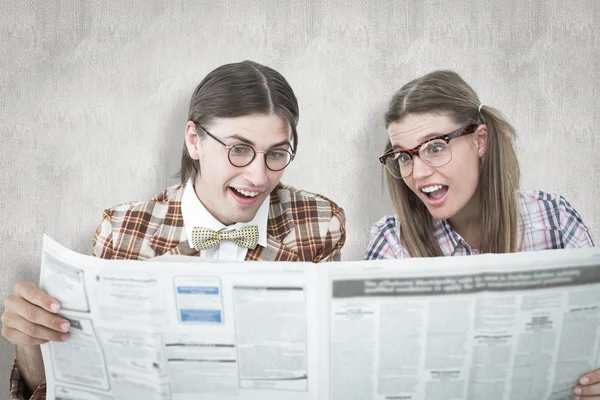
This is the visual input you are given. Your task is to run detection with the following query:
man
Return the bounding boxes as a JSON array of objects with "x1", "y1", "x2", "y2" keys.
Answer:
[{"x1": 2, "y1": 60, "x2": 346, "y2": 399}]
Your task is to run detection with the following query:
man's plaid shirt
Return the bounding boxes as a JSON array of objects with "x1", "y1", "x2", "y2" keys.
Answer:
[{"x1": 11, "y1": 182, "x2": 346, "y2": 399}]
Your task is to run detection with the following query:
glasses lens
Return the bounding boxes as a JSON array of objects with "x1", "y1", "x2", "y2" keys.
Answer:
[
  {"x1": 385, "y1": 153, "x2": 412, "y2": 178},
  {"x1": 265, "y1": 150, "x2": 292, "y2": 171},
  {"x1": 420, "y1": 140, "x2": 451, "y2": 167},
  {"x1": 228, "y1": 145, "x2": 255, "y2": 167}
]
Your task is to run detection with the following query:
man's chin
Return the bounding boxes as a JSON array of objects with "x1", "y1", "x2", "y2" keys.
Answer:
[
  {"x1": 222, "y1": 192, "x2": 266, "y2": 224},
  {"x1": 224, "y1": 209, "x2": 259, "y2": 225}
]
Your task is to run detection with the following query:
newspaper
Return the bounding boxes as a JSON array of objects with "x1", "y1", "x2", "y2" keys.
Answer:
[{"x1": 39, "y1": 235, "x2": 600, "y2": 400}]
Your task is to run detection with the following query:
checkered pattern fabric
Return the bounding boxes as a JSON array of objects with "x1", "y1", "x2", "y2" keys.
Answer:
[
  {"x1": 365, "y1": 190, "x2": 594, "y2": 260},
  {"x1": 11, "y1": 182, "x2": 345, "y2": 399}
]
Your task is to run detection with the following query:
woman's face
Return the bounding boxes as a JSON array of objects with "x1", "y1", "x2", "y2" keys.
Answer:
[{"x1": 387, "y1": 113, "x2": 488, "y2": 222}]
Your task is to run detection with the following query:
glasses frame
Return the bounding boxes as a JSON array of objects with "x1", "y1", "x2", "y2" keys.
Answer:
[
  {"x1": 379, "y1": 124, "x2": 479, "y2": 178},
  {"x1": 196, "y1": 124, "x2": 295, "y2": 172}
]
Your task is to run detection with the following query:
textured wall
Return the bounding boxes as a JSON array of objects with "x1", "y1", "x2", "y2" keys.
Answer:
[{"x1": 1, "y1": 0, "x2": 599, "y2": 393}]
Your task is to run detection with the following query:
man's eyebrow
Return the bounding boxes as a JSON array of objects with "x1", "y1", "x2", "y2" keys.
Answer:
[
  {"x1": 269, "y1": 139, "x2": 292, "y2": 149},
  {"x1": 392, "y1": 132, "x2": 443, "y2": 151},
  {"x1": 225, "y1": 134, "x2": 255, "y2": 146},
  {"x1": 225, "y1": 134, "x2": 291, "y2": 149}
]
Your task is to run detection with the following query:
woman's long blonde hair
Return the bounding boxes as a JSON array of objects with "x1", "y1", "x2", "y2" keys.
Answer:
[{"x1": 384, "y1": 70, "x2": 520, "y2": 257}]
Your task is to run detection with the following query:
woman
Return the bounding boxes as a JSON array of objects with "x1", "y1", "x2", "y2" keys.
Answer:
[{"x1": 365, "y1": 70, "x2": 597, "y2": 398}]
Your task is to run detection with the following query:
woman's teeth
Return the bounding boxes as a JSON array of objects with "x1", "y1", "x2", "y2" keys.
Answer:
[{"x1": 421, "y1": 184, "x2": 444, "y2": 194}]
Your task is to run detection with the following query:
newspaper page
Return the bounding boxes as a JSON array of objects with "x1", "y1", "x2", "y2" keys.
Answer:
[
  {"x1": 40, "y1": 236, "x2": 600, "y2": 400},
  {"x1": 39, "y1": 236, "x2": 320, "y2": 400},
  {"x1": 320, "y1": 248, "x2": 600, "y2": 400}
]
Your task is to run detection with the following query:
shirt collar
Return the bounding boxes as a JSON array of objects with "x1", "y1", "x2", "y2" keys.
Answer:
[
  {"x1": 433, "y1": 218, "x2": 474, "y2": 256},
  {"x1": 181, "y1": 178, "x2": 270, "y2": 249}
]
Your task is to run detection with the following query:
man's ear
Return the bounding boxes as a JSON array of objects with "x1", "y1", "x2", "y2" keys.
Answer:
[
  {"x1": 185, "y1": 121, "x2": 200, "y2": 160},
  {"x1": 475, "y1": 124, "x2": 488, "y2": 158}
]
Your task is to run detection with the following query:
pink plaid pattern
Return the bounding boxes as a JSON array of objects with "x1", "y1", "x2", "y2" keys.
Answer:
[{"x1": 365, "y1": 190, "x2": 594, "y2": 259}]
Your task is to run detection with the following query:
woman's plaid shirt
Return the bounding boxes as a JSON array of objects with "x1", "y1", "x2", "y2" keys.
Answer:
[{"x1": 365, "y1": 190, "x2": 594, "y2": 260}]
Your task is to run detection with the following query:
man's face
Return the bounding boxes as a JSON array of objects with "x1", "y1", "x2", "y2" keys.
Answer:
[{"x1": 185, "y1": 113, "x2": 292, "y2": 226}]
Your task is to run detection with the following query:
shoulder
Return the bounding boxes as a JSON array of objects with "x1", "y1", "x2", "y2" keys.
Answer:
[
  {"x1": 272, "y1": 182, "x2": 345, "y2": 223},
  {"x1": 97, "y1": 184, "x2": 185, "y2": 249},
  {"x1": 518, "y1": 189, "x2": 578, "y2": 228},
  {"x1": 518, "y1": 189, "x2": 561, "y2": 206},
  {"x1": 518, "y1": 189, "x2": 593, "y2": 248},
  {"x1": 103, "y1": 184, "x2": 184, "y2": 223},
  {"x1": 93, "y1": 184, "x2": 186, "y2": 259},
  {"x1": 269, "y1": 183, "x2": 346, "y2": 262}
]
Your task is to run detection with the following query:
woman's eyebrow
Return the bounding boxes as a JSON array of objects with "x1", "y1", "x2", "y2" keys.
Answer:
[
  {"x1": 417, "y1": 132, "x2": 443, "y2": 142},
  {"x1": 392, "y1": 132, "x2": 442, "y2": 151}
]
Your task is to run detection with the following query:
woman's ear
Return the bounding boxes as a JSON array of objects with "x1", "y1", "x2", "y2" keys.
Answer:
[
  {"x1": 185, "y1": 121, "x2": 200, "y2": 160},
  {"x1": 476, "y1": 124, "x2": 488, "y2": 158}
]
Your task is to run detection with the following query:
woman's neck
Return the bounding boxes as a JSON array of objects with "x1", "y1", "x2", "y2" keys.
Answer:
[{"x1": 448, "y1": 195, "x2": 483, "y2": 250}]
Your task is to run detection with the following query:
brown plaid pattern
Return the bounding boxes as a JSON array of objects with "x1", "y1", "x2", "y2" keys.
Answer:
[{"x1": 10, "y1": 182, "x2": 345, "y2": 399}]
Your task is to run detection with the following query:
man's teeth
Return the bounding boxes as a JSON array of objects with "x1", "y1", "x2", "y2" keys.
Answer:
[
  {"x1": 421, "y1": 185, "x2": 444, "y2": 193},
  {"x1": 233, "y1": 188, "x2": 259, "y2": 197}
]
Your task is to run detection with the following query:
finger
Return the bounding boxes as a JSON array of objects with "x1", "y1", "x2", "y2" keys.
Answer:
[
  {"x1": 574, "y1": 383, "x2": 600, "y2": 398},
  {"x1": 4, "y1": 296, "x2": 69, "y2": 332},
  {"x1": 580, "y1": 369, "x2": 600, "y2": 386},
  {"x1": 1, "y1": 326, "x2": 49, "y2": 346},
  {"x1": 2, "y1": 313, "x2": 69, "y2": 343},
  {"x1": 13, "y1": 280, "x2": 60, "y2": 313}
]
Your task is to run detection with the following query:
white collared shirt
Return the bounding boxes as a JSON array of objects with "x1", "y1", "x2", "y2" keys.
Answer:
[{"x1": 181, "y1": 179, "x2": 269, "y2": 260}]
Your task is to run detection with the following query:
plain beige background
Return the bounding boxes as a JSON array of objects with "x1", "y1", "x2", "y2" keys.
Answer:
[{"x1": 1, "y1": 0, "x2": 599, "y2": 393}]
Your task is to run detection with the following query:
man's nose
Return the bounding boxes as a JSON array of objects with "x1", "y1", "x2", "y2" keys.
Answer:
[{"x1": 242, "y1": 153, "x2": 269, "y2": 187}]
